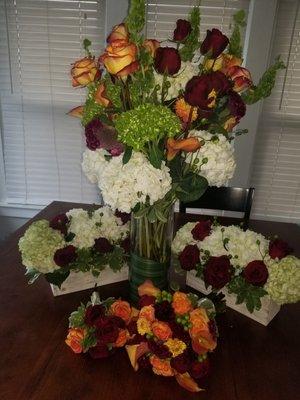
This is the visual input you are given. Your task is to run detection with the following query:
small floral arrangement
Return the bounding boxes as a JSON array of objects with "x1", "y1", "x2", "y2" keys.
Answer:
[
  {"x1": 18, "y1": 207, "x2": 130, "y2": 287},
  {"x1": 172, "y1": 220, "x2": 300, "y2": 312},
  {"x1": 66, "y1": 292, "x2": 133, "y2": 358},
  {"x1": 125, "y1": 280, "x2": 218, "y2": 393}
]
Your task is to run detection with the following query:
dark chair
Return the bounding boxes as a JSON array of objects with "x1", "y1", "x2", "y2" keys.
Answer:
[{"x1": 179, "y1": 187, "x2": 255, "y2": 229}]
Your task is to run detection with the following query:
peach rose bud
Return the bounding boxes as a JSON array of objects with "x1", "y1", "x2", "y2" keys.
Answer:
[
  {"x1": 143, "y1": 39, "x2": 160, "y2": 57},
  {"x1": 126, "y1": 342, "x2": 149, "y2": 371},
  {"x1": 71, "y1": 57, "x2": 100, "y2": 87},
  {"x1": 138, "y1": 279, "x2": 161, "y2": 298},
  {"x1": 67, "y1": 105, "x2": 84, "y2": 118},
  {"x1": 65, "y1": 328, "x2": 85, "y2": 354},
  {"x1": 227, "y1": 66, "x2": 252, "y2": 92},
  {"x1": 175, "y1": 372, "x2": 203, "y2": 392},
  {"x1": 107, "y1": 23, "x2": 129, "y2": 43}
]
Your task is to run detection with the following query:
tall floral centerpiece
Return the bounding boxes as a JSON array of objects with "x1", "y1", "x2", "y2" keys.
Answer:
[{"x1": 69, "y1": 0, "x2": 283, "y2": 301}]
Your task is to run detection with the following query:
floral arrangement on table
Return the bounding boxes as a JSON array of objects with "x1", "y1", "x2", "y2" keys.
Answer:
[
  {"x1": 172, "y1": 219, "x2": 300, "y2": 312},
  {"x1": 18, "y1": 207, "x2": 130, "y2": 287},
  {"x1": 65, "y1": 279, "x2": 218, "y2": 393},
  {"x1": 68, "y1": 0, "x2": 284, "y2": 298}
]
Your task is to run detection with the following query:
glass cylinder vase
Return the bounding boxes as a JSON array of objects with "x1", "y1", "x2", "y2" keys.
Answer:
[{"x1": 129, "y1": 204, "x2": 174, "y2": 303}]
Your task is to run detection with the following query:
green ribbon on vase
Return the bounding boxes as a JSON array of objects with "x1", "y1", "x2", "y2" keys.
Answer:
[{"x1": 129, "y1": 252, "x2": 169, "y2": 303}]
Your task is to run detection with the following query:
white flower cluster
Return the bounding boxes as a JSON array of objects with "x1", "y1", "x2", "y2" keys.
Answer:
[
  {"x1": 66, "y1": 207, "x2": 129, "y2": 249},
  {"x1": 186, "y1": 130, "x2": 236, "y2": 187},
  {"x1": 154, "y1": 61, "x2": 198, "y2": 100},
  {"x1": 82, "y1": 149, "x2": 172, "y2": 213}
]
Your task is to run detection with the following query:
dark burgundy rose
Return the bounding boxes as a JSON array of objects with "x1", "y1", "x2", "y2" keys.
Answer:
[
  {"x1": 227, "y1": 90, "x2": 246, "y2": 119},
  {"x1": 269, "y1": 239, "x2": 293, "y2": 260},
  {"x1": 185, "y1": 72, "x2": 231, "y2": 109},
  {"x1": 148, "y1": 340, "x2": 171, "y2": 359},
  {"x1": 115, "y1": 210, "x2": 131, "y2": 224},
  {"x1": 201, "y1": 28, "x2": 229, "y2": 58},
  {"x1": 178, "y1": 245, "x2": 200, "y2": 271},
  {"x1": 109, "y1": 315, "x2": 126, "y2": 329},
  {"x1": 243, "y1": 260, "x2": 269, "y2": 286},
  {"x1": 49, "y1": 213, "x2": 69, "y2": 235},
  {"x1": 84, "y1": 304, "x2": 106, "y2": 327},
  {"x1": 127, "y1": 320, "x2": 138, "y2": 336},
  {"x1": 85, "y1": 119, "x2": 124, "y2": 155},
  {"x1": 137, "y1": 354, "x2": 152, "y2": 370},
  {"x1": 53, "y1": 245, "x2": 77, "y2": 267},
  {"x1": 189, "y1": 359, "x2": 211, "y2": 380},
  {"x1": 173, "y1": 19, "x2": 192, "y2": 42},
  {"x1": 138, "y1": 295, "x2": 156, "y2": 308},
  {"x1": 95, "y1": 317, "x2": 119, "y2": 345},
  {"x1": 89, "y1": 343, "x2": 111, "y2": 359},
  {"x1": 154, "y1": 300, "x2": 175, "y2": 322},
  {"x1": 208, "y1": 320, "x2": 218, "y2": 342},
  {"x1": 120, "y1": 237, "x2": 130, "y2": 254},
  {"x1": 191, "y1": 220, "x2": 212, "y2": 241},
  {"x1": 170, "y1": 350, "x2": 193, "y2": 373},
  {"x1": 154, "y1": 47, "x2": 181, "y2": 76},
  {"x1": 127, "y1": 333, "x2": 147, "y2": 345},
  {"x1": 94, "y1": 237, "x2": 114, "y2": 254},
  {"x1": 167, "y1": 321, "x2": 190, "y2": 344},
  {"x1": 203, "y1": 256, "x2": 232, "y2": 289}
]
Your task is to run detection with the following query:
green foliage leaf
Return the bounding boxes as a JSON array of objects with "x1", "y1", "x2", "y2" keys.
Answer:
[
  {"x1": 228, "y1": 9, "x2": 246, "y2": 58},
  {"x1": 122, "y1": 146, "x2": 133, "y2": 164},
  {"x1": 180, "y1": 6, "x2": 201, "y2": 62},
  {"x1": 176, "y1": 172, "x2": 208, "y2": 202},
  {"x1": 82, "y1": 329, "x2": 97, "y2": 352},
  {"x1": 125, "y1": 0, "x2": 145, "y2": 39},
  {"x1": 83, "y1": 38, "x2": 92, "y2": 55},
  {"x1": 148, "y1": 142, "x2": 164, "y2": 169},
  {"x1": 65, "y1": 232, "x2": 75, "y2": 243},
  {"x1": 69, "y1": 303, "x2": 87, "y2": 328},
  {"x1": 44, "y1": 269, "x2": 70, "y2": 287},
  {"x1": 242, "y1": 56, "x2": 286, "y2": 105},
  {"x1": 25, "y1": 268, "x2": 41, "y2": 284},
  {"x1": 108, "y1": 247, "x2": 124, "y2": 272}
]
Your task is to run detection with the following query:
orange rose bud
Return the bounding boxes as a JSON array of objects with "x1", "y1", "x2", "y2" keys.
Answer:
[
  {"x1": 175, "y1": 372, "x2": 203, "y2": 392},
  {"x1": 166, "y1": 137, "x2": 202, "y2": 161},
  {"x1": 172, "y1": 292, "x2": 193, "y2": 315},
  {"x1": 227, "y1": 66, "x2": 252, "y2": 93},
  {"x1": 174, "y1": 98, "x2": 198, "y2": 123},
  {"x1": 94, "y1": 83, "x2": 111, "y2": 107},
  {"x1": 139, "y1": 305, "x2": 155, "y2": 322},
  {"x1": 152, "y1": 321, "x2": 172, "y2": 341},
  {"x1": 67, "y1": 105, "x2": 84, "y2": 118},
  {"x1": 143, "y1": 39, "x2": 160, "y2": 57},
  {"x1": 107, "y1": 23, "x2": 129, "y2": 43},
  {"x1": 191, "y1": 330, "x2": 217, "y2": 355},
  {"x1": 65, "y1": 328, "x2": 85, "y2": 354},
  {"x1": 110, "y1": 300, "x2": 132, "y2": 324},
  {"x1": 138, "y1": 279, "x2": 161, "y2": 298},
  {"x1": 221, "y1": 54, "x2": 242, "y2": 74},
  {"x1": 223, "y1": 116, "x2": 238, "y2": 132},
  {"x1": 71, "y1": 57, "x2": 100, "y2": 87},
  {"x1": 114, "y1": 329, "x2": 129, "y2": 348},
  {"x1": 126, "y1": 342, "x2": 149, "y2": 371},
  {"x1": 150, "y1": 356, "x2": 174, "y2": 377}
]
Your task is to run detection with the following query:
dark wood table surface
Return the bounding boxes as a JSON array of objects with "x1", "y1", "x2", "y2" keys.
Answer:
[{"x1": 1, "y1": 201, "x2": 299, "y2": 400}]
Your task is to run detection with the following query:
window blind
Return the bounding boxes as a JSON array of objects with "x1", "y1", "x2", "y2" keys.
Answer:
[
  {"x1": 250, "y1": 0, "x2": 300, "y2": 222},
  {"x1": 0, "y1": 0, "x2": 106, "y2": 206}
]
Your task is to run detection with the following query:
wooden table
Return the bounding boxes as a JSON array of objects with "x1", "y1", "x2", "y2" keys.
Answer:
[{"x1": 1, "y1": 201, "x2": 299, "y2": 400}]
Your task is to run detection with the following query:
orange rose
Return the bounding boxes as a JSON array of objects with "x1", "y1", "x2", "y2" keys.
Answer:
[
  {"x1": 150, "y1": 356, "x2": 174, "y2": 377},
  {"x1": 114, "y1": 329, "x2": 129, "y2": 348},
  {"x1": 139, "y1": 305, "x2": 155, "y2": 322},
  {"x1": 65, "y1": 328, "x2": 85, "y2": 354},
  {"x1": 71, "y1": 57, "x2": 100, "y2": 87},
  {"x1": 67, "y1": 105, "x2": 84, "y2": 118},
  {"x1": 189, "y1": 308, "x2": 210, "y2": 337},
  {"x1": 227, "y1": 66, "x2": 252, "y2": 93},
  {"x1": 107, "y1": 23, "x2": 129, "y2": 43},
  {"x1": 172, "y1": 292, "x2": 192, "y2": 315},
  {"x1": 192, "y1": 330, "x2": 217, "y2": 355},
  {"x1": 94, "y1": 83, "x2": 111, "y2": 107},
  {"x1": 99, "y1": 40, "x2": 139, "y2": 78},
  {"x1": 175, "y1": 372, "x2": 203, "y2": 392},
  {"x1": 110, "y1": 300, "x2": 131, "y2": 324},
  {"x1": 152, "y1": 321, "x2": 172, "y2": 341},
  {"x1": 143, "y1": 39, "x2": 160, "y2": 57},
  {"x1": 166, "y1": 136, "x2": 201, "y2": 161},
  {"x1": 138, "y1": 280, "x2": 161, "y2": 298}
]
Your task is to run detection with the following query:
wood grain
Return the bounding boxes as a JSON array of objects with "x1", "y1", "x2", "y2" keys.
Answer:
[{"x1": 0, "y1": 201, "x2": 299, "y2": 400}]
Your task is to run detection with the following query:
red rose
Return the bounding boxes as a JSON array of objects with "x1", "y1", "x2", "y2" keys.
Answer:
[
  {"x1": 178, "y1": 245, "x2": 200, "y2": 271},
  {"x1": 201, "y1": 28, "x2": 229, "y2": 58},
  {"x1": 115, "y1": 210, "x2": 131, "y2": 224},
  {"x1": 203, "y1": 256, "x2": 232, "y2": 289},
  {"x1": 89, "y1": 343, "x2": 111, "y2": 359},
  {"x1": 189, "y1": 359, "x2": 210, "y2": 380},
  {"x1": 137, "y1": 354, "x2": 152, "y2": 370},
  {"x1": 138, "y1": 295, "x2": 156, "y2": 308},
  {"x1": 269, "y1": 239, "x2": 293, "y2": 260},
  {"x1": 49, "y1": 213, "x2": 69, "y2": 235},
  {"x1": 173, "y1": 19, "x2": 192, "y2": 42},
  {"x1": 120, "y1": 237, "x2": 130, "y2": 254},
  {"x1": 170, "y1": 350, "x2": 193, "y2": 374},
  {"x1": 191, "y1": 220, "x2": 212, "y2": 241},
  {"x1": 148, "y1": 339, "x2": 171, "y2": 359},
  {"x1": 185, "y1": 72, "x2": 231, "y2": 109},
  {"x1": 154, "y1": 47, "x2": 181, "y2": 76},
  {"x1": 95, "y1": 316, "x2": 119, "y2": 345},
  {"x1": 243, "y1": 260, "x2": 268, "y2": 286},
  {"x1": 94, "y1": 237, "x2": 114, "y2": 254},
  {"x1": 53, "y1": 245, "x2": 77, "y2": 267},
  {"x1": 84, "y1": 304, "x2": 106, "y2": 327},
  {"x1": 227, "y1": 90, "x2": 246, "y2": 119}
]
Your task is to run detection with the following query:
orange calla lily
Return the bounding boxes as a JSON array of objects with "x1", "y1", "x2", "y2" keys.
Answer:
[
  {"x1": 94, "y1": 83, "x2": 111, "y2": 107},
  {"x1": 166, "y1": 137, "x2": 202, "y2": 161},
  {"x1": 175, "y1": 372, "x2": 203, "y2": 392},
  {"x1": 125, "y1": 342, "x2": 149, "y2": 371},
  {"x1": 67, "y1": 105, "x2": 84, "y2": 118}
]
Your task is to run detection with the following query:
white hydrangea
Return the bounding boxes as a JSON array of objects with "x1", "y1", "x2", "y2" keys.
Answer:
[
  {"x1": 172, "y1": 222, "x2": 198, "y2": 254},
  {"x1": 82, "y1": 149, "x2": 172, "y2": 213},
  {"x1": 67, "y1": 209, "x2": 100, "y2": 249},
  {"x1": 199, "y1": 225, "x2": 227, "y2": 257},
  {"x1": 154, "y1": 61, "x2": 198, "y2": 100},
  {"x1": 92, "y1": 207, "x2": 129, "y2": 243},
  {"x1": 186, "y1": 130, "x2": 236, "y2": 187}
]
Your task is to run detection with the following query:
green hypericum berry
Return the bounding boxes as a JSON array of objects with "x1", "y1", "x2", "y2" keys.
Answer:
[{"x1": 184, "y1": 326, "x2": 189, "y2": 331}]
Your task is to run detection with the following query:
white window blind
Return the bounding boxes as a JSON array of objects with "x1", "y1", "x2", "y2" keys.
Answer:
[
  {"x1": 0, "y1": 0, "x2": 106, "y2": 206},
  {"x1": 251, "y1": 0, "x2": 300, "y2": 222}
]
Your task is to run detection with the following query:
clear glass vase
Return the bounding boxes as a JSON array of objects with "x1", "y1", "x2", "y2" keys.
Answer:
[{"x1": 129, "y1": 204, "x2": 175, "y2": 302}]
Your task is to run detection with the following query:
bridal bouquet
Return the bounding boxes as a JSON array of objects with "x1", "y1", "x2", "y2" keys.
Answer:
[
  {"x1": 172, "y1": 220, "x2": 300, "y2": 312},
  {"x1": 19, "y1": 207, "x2": 130, "y2": 287}
]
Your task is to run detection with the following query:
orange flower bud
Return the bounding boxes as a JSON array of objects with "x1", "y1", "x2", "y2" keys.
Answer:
[
  {"x1": 166, "y1": 137, "x2": 202, "y2": 161},
  {"x1": 175, "y1": 372, "x2": 203, "y2": 392},
  {"x1": 67, "y1": 105, "x2": 84, "y2": 118},
  {"x1": 143, "y1": 39, "x2": 160, "y2": 57},
  {"x1": 150, "y1": 356, "x2": 174, "y2": 377},
  {"x1": 138, "y1": 279, "x2": 161, "y2": 298},
  {"x1": 227, "y1": 66, "x2": 252, "y2": 93},
  {"x1": 107, "y1": 23, "x2": 129, "y2": 43},
  {"x1": 172, "y1": 292, "x2": 193, "y2": 315},
  {"x1": 174, "y1": 98, "x2": 198, "y2": 123},
  {"x1": 71, "y1": 57, "x2": 100, "y2": 87},
  {"x1": 152, "y1": 321, "x2": 172, "y2": 341},
  {"x1": 110, "y1": 300, "x2": 132, "y2": 324},
  {"x1": 65, "y1": 328, "x2": 85, "y2": 354},
  {"x1": 94, "y1": 83, "x2": 111, "y2": 107}
]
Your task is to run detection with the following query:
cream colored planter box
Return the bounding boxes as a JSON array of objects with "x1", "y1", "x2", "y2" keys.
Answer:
[
  {"x1": 51, "y1": 266, "x2": 129, "y2": 296},
  {"x1": 186, "y1": 270, "x2": 280, "y2": 326}
]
